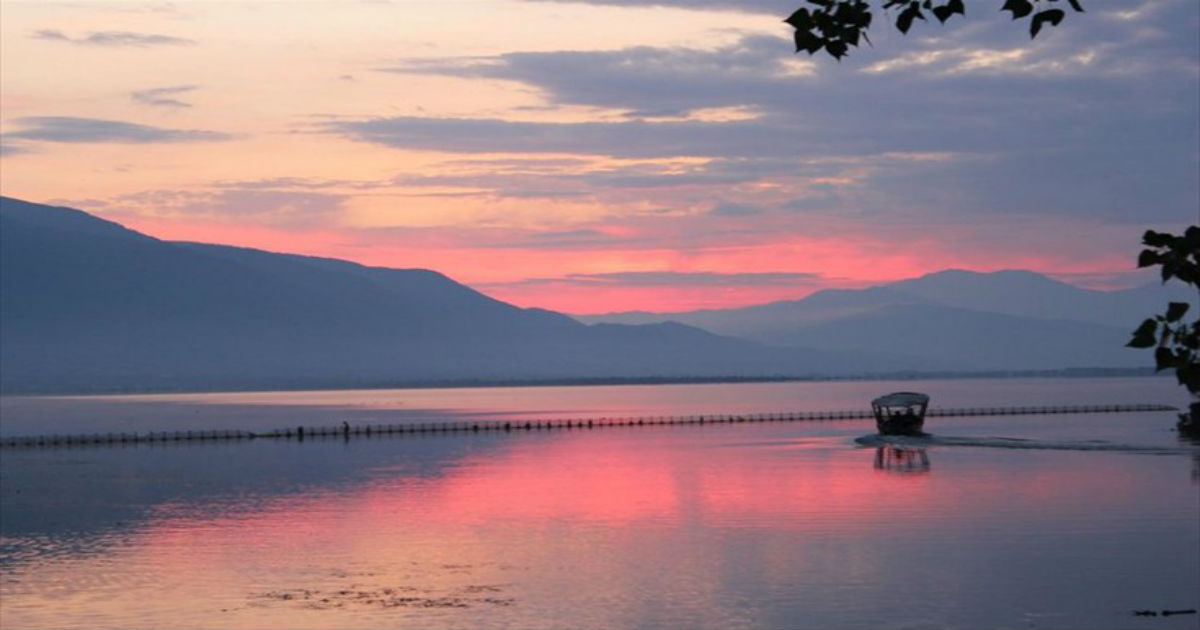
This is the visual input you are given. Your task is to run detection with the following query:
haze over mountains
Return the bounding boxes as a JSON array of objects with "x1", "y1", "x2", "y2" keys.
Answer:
[
  {"x1": 0, "y1": 196, "x2": 1177, "y2": 394},
  {"x1": 577, "y1": 270, "x2": 1192, "y2": 372},
  {"x1": 0, "y1": 197, "x2": 850, "y2": 393}
]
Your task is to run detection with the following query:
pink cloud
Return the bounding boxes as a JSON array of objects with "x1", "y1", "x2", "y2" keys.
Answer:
[{"x1": 102, "y1": 207, "x2": 1144, "y2": 315}]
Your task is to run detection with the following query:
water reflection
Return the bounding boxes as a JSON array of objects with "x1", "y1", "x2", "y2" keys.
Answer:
[
  {"x1": 3, "y1": 399, "x2": 1199, "y2": 629},
  {"x1": 5, "y1": 376, "x2": 1189, "y2": 438},
  {"x1": 873, "y1": 446, "x2": 931, "y2": 474},
  {"x1": 1181, "y1": 435, "x2": 1200, "y2": 482}
]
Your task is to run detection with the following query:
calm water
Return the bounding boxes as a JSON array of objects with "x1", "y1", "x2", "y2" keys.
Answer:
[{"x1": 2, "y1": 378, "x2": 1198, "y2": 629}]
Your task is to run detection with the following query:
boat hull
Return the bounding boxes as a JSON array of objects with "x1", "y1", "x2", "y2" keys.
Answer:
[{"x1": 875, "y1": 416, "x2": 925, "y2": 436}]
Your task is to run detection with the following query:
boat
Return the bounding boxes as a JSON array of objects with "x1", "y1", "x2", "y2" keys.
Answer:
[{"x1": 871, "y1": 391, "x2": 930, "y2": 436}]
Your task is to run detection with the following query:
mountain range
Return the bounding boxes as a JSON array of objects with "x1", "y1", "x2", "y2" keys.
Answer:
[
  {"x1": 577, "y1": 270, "x2": 1192, "y2": 371},
  {"x1": 1, "y1": 196, "x2": 1180, "y2": 393},
  {"x1": 0, "y1": 197, "x2": 851, "y2": 393}
]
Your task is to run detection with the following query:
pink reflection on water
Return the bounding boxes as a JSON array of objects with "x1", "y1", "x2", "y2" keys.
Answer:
[
  {"x1": 3, "y1": 419, "x2": 1197, "y2": 629},
  {"x1": 134, "y1": 428, "x2": 1161, "y2": 547}
]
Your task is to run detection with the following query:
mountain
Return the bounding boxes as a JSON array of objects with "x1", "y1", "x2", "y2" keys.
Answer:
[
  {"x1": 885, "y1": 269, "x2": 1190, "y2": 328},
  {"x1": 577, "y1": 270, "x2": 1191, "y2": 371},
  {"x1": 0, "y1": 197, "x2": 857, "y2": 393},
  {"x1": 580, "y1": 286, "x2": 931, "y2": 342},
  {"x1": 755, "y1": 303, "x2": 1135, "y2": 371},
  {"x1": 2, "y1": 197, "x2": 1174, "y2": 392}
]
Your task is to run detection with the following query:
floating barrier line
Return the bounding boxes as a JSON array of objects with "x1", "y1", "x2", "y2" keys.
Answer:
[{"x1": 0, "y1": 403, "x2": 1178, "y2": 449}]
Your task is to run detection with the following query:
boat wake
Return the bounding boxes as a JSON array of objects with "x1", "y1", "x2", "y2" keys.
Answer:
[{"x1": 854, "y1": 434, "x2": 1198, "y2": 455}]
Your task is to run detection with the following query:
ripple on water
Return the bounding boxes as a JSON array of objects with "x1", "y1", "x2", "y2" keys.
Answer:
[{"x1": 854, "y1": 433, "x2": 1199, "y2": 455}]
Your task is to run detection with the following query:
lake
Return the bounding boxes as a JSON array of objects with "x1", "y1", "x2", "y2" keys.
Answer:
[{"x1": 1, "y1": 377, "x2": 1197, "y2": 629}]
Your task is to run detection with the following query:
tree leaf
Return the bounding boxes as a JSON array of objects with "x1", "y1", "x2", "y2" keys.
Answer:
[
  {"x1": 834, "y1": 1, "x2": 858, "y2": 22},
  {"x1": 1137, "y1": 249, "x2": 1161, "y2": 268},
  {"x1": 826, "y1": 39, "x2": 849, "y2": 59},
  {"x1": 784, "y1": 8, "x2": 812, "y2": 29},
  {"x1": 1001, "y1": 0, "x2": 1033, "y2": 20},
  {"x1": 1066, "y1": 0, "x2": 1085, "y2": 12},
  {"x1": 1128, "y1": 319, "x2": 1159, "y2": 348},
  {"x1": 1179, "y1": 364, "x2": 1200, "y2": 392},
  {"x1": 1166, "y1": 301, "x2": 1190, "y2": 323},
  {"x1": 794, "y1": 30, "x2": 824, "y2": 54},
  {"x1": 1030, "y1": 9, "x2": 1065, "y2": 38},
  {"x1": 1155, "y1": 346, "x2": 1176, "y2": 370},
  {"x1": 1184, "y1": 225, "x2": 1200, "y2": 243},
  {"x1": 896, "y1": 5, "x2": 924, "y2": 33},
  {"x1": 1142, "y1": 229, "x2": 1173, "y2": 247}
]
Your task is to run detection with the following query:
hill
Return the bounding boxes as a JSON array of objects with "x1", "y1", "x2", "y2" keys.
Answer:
[
  {"x1": 0, "y1": 197, "x2": 854, "y2": 393},
  {"x1": 576, "y1": 270, "x2": 1186, "y2": 371}
]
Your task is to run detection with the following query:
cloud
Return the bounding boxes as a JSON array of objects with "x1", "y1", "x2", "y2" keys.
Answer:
[
  {"x1": 522, "y1": 0, "x2": 1199, "y2": 75},
  {"x1": 328, "y1": 115, "x2": 812, "y2": 159},
  {"x1": 523, "y1": 0, "x2": 787, "y2": 14},
  {"x1": 441, "y1": 157, "x2": 596, "y2": 172},
  {"x1": 494, "y1": 270, "x2": 825, "y2": 288},
  {"x1": 347, "y1": 0, "x2": 1197, "y2": 223},
  {"x1": 710, "y1": 202, "x2": 766, "y2": 216},
  {"x1": 479, "y1": 228, "x2": 657, "y2": 250},
  {"x1": 379, "y1": 35, "x2": 813, "y2": 115},
  {"x1": 364, "y1": 12, "x2": 1196, "y2": 157},
  {"x1": 0, "y1": 142, "x2": 37, "y2": 157},
  {"x1": 388, "y1": 158, "x2": 697, "y2": 200},
  {"x1": 376, "y1": 1, "x2": 1198, "y2": 122},
  {"x1": 112, "y1": 188, "x2": 348, "y2": 227},
  {"x1": 33, "y1": 29, "x2": 195, "y2": 47},
  {"x1": 131, "y1": 85, "x2": 198, "y2": 108},
  {"x1": 7, "y1": 117, "x2": 234, "y2": 144},
  {"x1": 210, "y1": 176, "x2": 372, "y2": 191}
]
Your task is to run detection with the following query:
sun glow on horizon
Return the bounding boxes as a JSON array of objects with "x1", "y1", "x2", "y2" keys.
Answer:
[{"x1": 1, "y1": 0, "x2": 1194, "y2": 313}]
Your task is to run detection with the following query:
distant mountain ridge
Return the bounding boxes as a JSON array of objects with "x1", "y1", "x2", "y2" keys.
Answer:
[
  {"x1": 576, "y1": 269, "x2": 1191, "y2": 372},
  {"x1": 1, "y1": 196, "x2": 1172, "y2": 393},
  {"x1": 0, "y1": 196, "x2": 856, "y2": 393},
  {"x1": 885, "y1": 269, "x2": 1186, "y2": 328}
]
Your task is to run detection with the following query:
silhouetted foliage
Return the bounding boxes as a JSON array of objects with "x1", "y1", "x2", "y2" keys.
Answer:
[
  {"x1": 781, "y1": 2, "x2": 1198, "y2": 435},
  {"x1": 785, "y1": 0, "x2": 1085, "y2": 59},
  {"x1": 1127, "y1": 227, "x2": 1200, "y2": 436}
]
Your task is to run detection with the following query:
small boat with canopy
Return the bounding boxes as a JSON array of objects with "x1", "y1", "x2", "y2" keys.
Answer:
[{"x1": 871, "y1": 392, "x2": 930, "y2": 436}]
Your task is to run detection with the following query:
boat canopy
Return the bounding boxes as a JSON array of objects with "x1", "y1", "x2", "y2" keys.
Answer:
[{"x1": 871, "y1": 392, "x2": 930, "y2": 409}]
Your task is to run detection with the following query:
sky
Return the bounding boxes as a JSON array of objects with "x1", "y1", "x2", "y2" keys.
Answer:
[{"x1": 1, "y1": 0, "x2": 1197, "y2": 314}]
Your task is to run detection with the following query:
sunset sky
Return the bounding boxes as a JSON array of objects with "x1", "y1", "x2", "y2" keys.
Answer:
[{"x1": 1, "y1": 0, "x2": 1197, "y2": 314}]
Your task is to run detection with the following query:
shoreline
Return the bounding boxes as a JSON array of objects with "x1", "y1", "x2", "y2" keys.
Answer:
[
  {"x1": 1, "y1": 402, "x2": 1179, "y2": 448},
  {"x1": 0, "y1": 366, "x2": 1161, "y2": 399}
]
